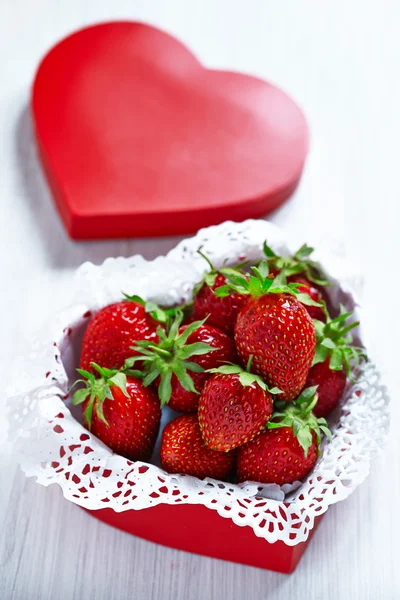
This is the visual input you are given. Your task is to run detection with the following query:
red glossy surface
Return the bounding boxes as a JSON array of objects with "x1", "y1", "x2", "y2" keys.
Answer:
[
  {"x1": 82, "y1": 377, "x2": 161, "y2": 462},
  {"x1": 85, "y1": 502, "x2": 323, "y2": 573},
  {"x1": 198, "y1": 373, "x2": 273, "y2": 451},
  {"x1": 32, "y1": 22, "x2": 308, "y2": 239},
  {"x1": 160, "y1": 414, "x2": 235, "y2": 480},
  {"x1": 79, "y1": 300, "x2": 159, "y2": 371},
  {"x1": 236, "y1": 427, "x2": 318, "y2": 485},
  {"x1": 234, "y1": 295, "x2": 316, "y2": 401},
  {"x1": 306, "y1": 359, "x2": 347, "y2": 418}
]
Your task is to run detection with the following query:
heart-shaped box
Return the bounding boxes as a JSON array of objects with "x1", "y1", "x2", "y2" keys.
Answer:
[
  {"x1": 7, "y1": 221, "x2": 389, "y2": 573},
  {"x1": 32, "y1": 22, "x2": 308, "y2": 239}
]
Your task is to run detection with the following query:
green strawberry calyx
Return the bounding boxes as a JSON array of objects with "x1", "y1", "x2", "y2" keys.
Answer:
[
  {"x1": 213, "y1": 260, "x2": 322, "y2": 307},
  {"x1": 312, "y1": 306, "x2": 368, "y2": 376},
  {"x1": 207, "y1": 356, "x2": 283, "y2": 395},
  {"x1": 193, "y1": 249, "x2": 249, "y2": 296},
  {"x1": 262, "y1": 241, "x2": 330, "y2": 286},
  {"x1": 268, "y1": 386, "x2": 332, "y2": 457},
  {"x1": 124, "y1": 310, "x2": 217, "y2": 406},
  {"x1": 71, "y1": 363, "x2": 140, "y2": 429},
  {"x1": 122, "y1": 293, "x2": 185, "y2": 324}
]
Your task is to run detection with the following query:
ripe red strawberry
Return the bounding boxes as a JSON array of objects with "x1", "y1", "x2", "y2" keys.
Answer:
[
  {"x1": 235, "y1": 291, "x2": 316, "y2": 401},
  {"x1": 215, "y1": 264, "x2": 318, "y2": 401},
  {"x1": 305, "y1": 360, "x2": 346, "y2": 417},
  {"x1": 160, "y1": 414, "x2": 235, "y2": 479},
  {"x1": 237, "y1": 427, "x2": 318, "y2": 485},
  {"x1": 80, "y1": 298, "x2": 159, "y2": 372},
  {"x1": 236, "y1": 387, "x2": 330, "y2": 485},
  {"x1": 72, "y1": 364, "x2": 161, "y2": 461},
  {"x1": 198, "y1": 361, "x2": 278, "y2": 451},
  {"x1": 193, "y1": 255, "x2": 249, "y2": 335},
  {"x1": 127, "y1": 312, "x2": 236, "y2": 412},
  {"x1": 308, "y1": 308, "x2": 367, "y2": 417}
]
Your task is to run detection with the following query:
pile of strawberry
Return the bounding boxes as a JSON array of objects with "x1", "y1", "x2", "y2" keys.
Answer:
[{"x1": 72, "y1": 243, "x2": 366, "y2": 486}]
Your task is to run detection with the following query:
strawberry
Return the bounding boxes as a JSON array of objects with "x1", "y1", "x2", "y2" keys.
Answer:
[
  {"x1": 234, "y1": 293, "x2": 316, "y2": 401},
  {"x1": 308, "y1": 308, "x2": 367, "y2": 417},
  {"x1": 237, "y1": 387, "x2": 331, "y2": 485},
  {"x1": 79, "y1": 297, "x2": 160, "y2": 372},
  {"x1": 237, "y1": 427, "x2": 318, "y2": 485},
  {"x1": 126, "y1": 312, "x2": 236, "y2": 412},
  {"x1": 72, "y1": 364, "x2": 161, "y2": 461},
  {"x1": 192, "y1": 252, "x2": 249, "y2": 335},
  {"x1": 218, "y1": 266, "x2": 317, "y2": 401},
  {"x1": 306, "y1": 359, "x2": 346, "y2": 417},
  {"x1": 198, "y1": 360, "x2": 278, "y2": 452},
  {"x1": 160, "y1": 414, "x2": 235, "y2": 479}
]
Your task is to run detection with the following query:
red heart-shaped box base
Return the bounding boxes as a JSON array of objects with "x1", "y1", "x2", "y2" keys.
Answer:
[
  {"x1": 86, "y1": 504, "x2": 323, "y2": 573},
  {"x1": 32, "y1": 22, "x2": 308, "y2": 239}
]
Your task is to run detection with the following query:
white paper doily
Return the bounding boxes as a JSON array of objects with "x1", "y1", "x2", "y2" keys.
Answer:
[{"x1": 6, "y1": 220, "x2": 389, "y2": 545}]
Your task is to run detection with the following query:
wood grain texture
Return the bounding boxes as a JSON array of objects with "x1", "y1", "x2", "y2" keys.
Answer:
[{"x1": 1, "y1": 1, "x2": 399, "y2": 599}]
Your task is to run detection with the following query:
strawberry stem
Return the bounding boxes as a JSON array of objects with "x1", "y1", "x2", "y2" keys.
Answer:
[
  {"x1": 197, "y1": 249, "x2": 216, "y2": 272},
  {"x1": 304, "y1": 393, "x2": 318, "y2": 414},
  {"x1": 148, "y1": 345, "x2": 172, "y2": 358},
  {"x1": 246, "y1": 355, "x2": 254, "y2": 373}
]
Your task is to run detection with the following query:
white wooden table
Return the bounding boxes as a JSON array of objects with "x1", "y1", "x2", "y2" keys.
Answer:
[{"x1": 1, "y1": 1, "x2": 399, "y2": 598}]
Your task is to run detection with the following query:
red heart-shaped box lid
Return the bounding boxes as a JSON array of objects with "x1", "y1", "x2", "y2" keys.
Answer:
[{"x1": 32, "y1": 22, "x2": 308, "y2": 239}]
